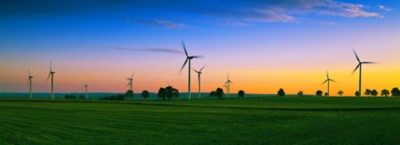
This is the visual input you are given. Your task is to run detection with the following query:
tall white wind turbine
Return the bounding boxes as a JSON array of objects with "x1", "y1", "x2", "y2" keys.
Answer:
[
  {"x1": 193, "y1": 65, "x2": 205, "y2": 99},
  {"x1": 224, "y1": 73, "x2": 233, "y2": 98},
  {"x1": 47, "y1": 61, "x2": 55, "y2": 99},
  {"x1": 27, "y1": 69, "x2": 33, "y2": 98},
  {"x1": 352, "y1": 49, "x2": 376, "y2": 97},
  {"x1": 127, "y1": 73, "x2": 134, "y2": 91},
  {"x1": 84, "y1": 82, "x2": 88, "y2": 99},
  {"x1": 322, "y1": 70, "x2": 335, "y2": 96}
]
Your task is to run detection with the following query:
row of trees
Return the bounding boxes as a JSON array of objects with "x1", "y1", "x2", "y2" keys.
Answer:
[
  {"x1": 98, "y1": 87, "x2": 246, "y2": 101},
  {"x1": 360, "y1": 87, "x2": 400, "y2": 97},
  {"x1": 96, "y1": 86, "x2": 400, "y2": 100},
  {"x1": 276, "y1": 87, "x2": 400, "y2": 97},
  {"x1": 209, "y1": 88, "x2": 246, "y2": 99}
]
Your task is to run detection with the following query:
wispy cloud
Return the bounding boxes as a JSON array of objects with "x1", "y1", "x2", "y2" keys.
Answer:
[
  {"x1": 309, "y1": 0, "x2": 381, "y2": 17},
  {"x1": 378, "y1": 5, "x2": 393, "y2": 12},
  {"x1": 127, "y1": 17, "x2": 187, "y2": 29}
]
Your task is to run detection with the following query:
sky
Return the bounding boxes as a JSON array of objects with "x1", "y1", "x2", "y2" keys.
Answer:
[{"x1": 1, "y1": 0, "x2": 400, "y2": 96}]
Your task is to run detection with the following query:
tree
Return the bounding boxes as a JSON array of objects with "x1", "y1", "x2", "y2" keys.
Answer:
[
  {"x1": 165, "y1": 86, "x2": 174, "y2": 100},
  {"x1": 316, "y1": 90, "x2": 323, "y2": 96},
  {"x1": 355, "y1": 91, "x2": 360, "y2": 97},
  {"x1": 158, "y1": 87, "x2": 166, "y2": 100},
  {"x1": 364, "y1": 89, "x2": 372, "y2": 96},
  {"x1": 141, "y1": 90, "x2": 150, "y2": 100},
  {"x1": 64, "y1": 94, "x2": 76, "y2": 99},
  {"x1": 371, "y1": 89, "x2": 378, "y2": 97},
  {"x1": 210, "y1": 91, "x2": 216, "y2": 97},
  {"x1": 101, "y1": 94, "x2": 125, "y2": 100},
  {"x1": 277, "y1": 88, "x2": 285, "y2": 97},
  {"x1": 297, "y1": 91, "x2": 304, "y2": 97},
  {"x1": 381, "y1": 89, "x2": 390, "y2": 97},
  {"x1": 216, "y1": 88, "x2": 224, "y2": 99},
  {"x1": 238, "y1": 90, "x2": 245, "y2": 98},
  {"x1": 173, "y1": 88, "x2": 179, "y2": 98},
  {"x1": 337, "y1": 90, "x2": 344, "y2": 96},
  {"x1": 125, "y1": 90, "x2": 134, "y2": 100},
  {"x1": 79, "y1": 95, "x2": 85, "y2": 99},
  {"x1": 391, "y1": 87, "x2": 400, "y2": 96}
]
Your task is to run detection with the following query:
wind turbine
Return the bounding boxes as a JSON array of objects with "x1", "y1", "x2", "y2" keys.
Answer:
[
  {"x1": 179, "y1": 41, "x2": 202, "y2": 100},
  {"x1": 127, "y1": 73, "x2": 134, "y2": 91},
  {"x1": 47, "y1": 61, "x2": 55, "y2": 99},
  {"x1": 224, "y1": 73, "x2": 233, "y2": 98},
  {"x1": 27, "y1": 69, "x2": 33, "y2": 99},
  {"x1": 84, "y1": 82, "x2": 88, "y2": 99},
  {"x1": 193, "y1": 65, "x2": 205, "y2": 99},
  {"x1": 322, "y1": 70, "x2": 335, "y2": 96},
  {"x1": 352, "y1": 49, "x2": 376, "y2": 97}
]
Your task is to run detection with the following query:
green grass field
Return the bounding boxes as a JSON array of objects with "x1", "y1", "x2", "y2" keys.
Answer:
[{"x1": 1, "y1": 97, "x2": 400, "y2": 145}]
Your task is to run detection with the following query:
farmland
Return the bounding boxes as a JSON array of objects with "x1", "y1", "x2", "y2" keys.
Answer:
[{"x1": 1, "y1": 97, "x2": 400, "y2": 145}]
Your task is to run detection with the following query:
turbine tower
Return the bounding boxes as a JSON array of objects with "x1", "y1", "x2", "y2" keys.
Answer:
[
  {"x1": 84, "y1": 82, "x2": 88, "y2": 99},
  {"x1": 179, "y1": 41, "x2": 202, "y2": 100},
  {"x1": 352, "y1": 49, "x2": 376, "y2": 97},
  {"x1": 127, "y1": 73, "x2": 134, "y2": 91},
  {"x1": 47, "y1": 61, "x2": 55, "y2": 99},
  {"x1": 27, "y1": 69, "x2": 33, "y2": 99},
  {"x1": 193, "y1": 65, "x2": 205, "y2": 99},
  {"x1": 322, "y1": 70, "x2": 335, "y2": 96},
  {"x1": 224, "y1": 73, "x2": 233, "y2": 98}
]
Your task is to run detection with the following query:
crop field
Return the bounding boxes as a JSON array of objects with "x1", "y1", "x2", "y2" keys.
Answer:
[{"x1": 1, "y1": 97, "x2": 400, "y2": 145}]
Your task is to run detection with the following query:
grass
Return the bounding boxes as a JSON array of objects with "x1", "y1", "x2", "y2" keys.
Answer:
[{"x1": 1, "y1": 97, "x2": 400, "y2": 145}]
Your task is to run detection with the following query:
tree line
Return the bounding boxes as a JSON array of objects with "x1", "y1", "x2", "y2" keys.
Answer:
[{"x1": 64, "y1": 86, "x2": 400, "y2": 100}]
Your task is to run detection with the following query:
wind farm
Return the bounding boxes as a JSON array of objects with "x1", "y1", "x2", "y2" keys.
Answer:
[{"x1": 1, "y1": 0, "x2": 400, "y2": 145}]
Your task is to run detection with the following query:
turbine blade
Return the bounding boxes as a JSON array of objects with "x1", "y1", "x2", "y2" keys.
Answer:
[
  {"x1": 27, "y1": 78, "x2": 30, "y2": 86},
  {"x1": 199, "y1": 65, "x2": 206, "y2": 72},
  {"x1": 322, "y1": 79, "x2": 328, "y2": 85},
  {"x1": 353, "y1": 49, "x2": 361, "y2": 62},
  {"x1": 362, "y1": 61, "x2": 376, "y2": 64},
  {"x1": 326, "y1": 71, "x2": 329, "y2": 79},
  {"x1": 330, "y1": 79, "x2": 336, "y2": 83},
  {"x1": 191, "y1": 55, "x2": 203, "y2": 59},
  {"x1": 179, "y1": 59, "x2": 188, "y2": 74},
  {"x1": 182, "y1": 41, "x2": 189, "y2": 57},
  {"x1": 131, "y1": 73, "x2": 134, "y2": 78},
  {"x1": 50, "y1": 60, "x2": 52, "y2": 72},
  {"x1": 351, "y1": 64, "x2": 361, "y2": 74},
  {"x1": 193, "y1": 69, "x2": 199, "y2": 73},
  {"x1": 47, "y1": 73, "x2": 51, "y2": 81},
  {"x1": 28, "y1": 69, "x2": 31, "y2": 76}
]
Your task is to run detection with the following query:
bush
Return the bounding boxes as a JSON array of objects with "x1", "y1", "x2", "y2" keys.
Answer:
[
  {"x1": 316, "y1": 90, "x2": 323, "y2": 96},
  {"x1": 216, "y1": 88, "x2": 224, "y2": 99},
  {"x1": 101, "y1": 94, "x2": 125, "y2": 100},
  {"x1": 141, "y1": 90, "x2": 150, "y2": 100},
  {"x1": 277, "y1": 88, "x2": 285, "y2": 97},
  {"x1": 238, "y1": 90, "x2": 245, "y2": 98}
]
